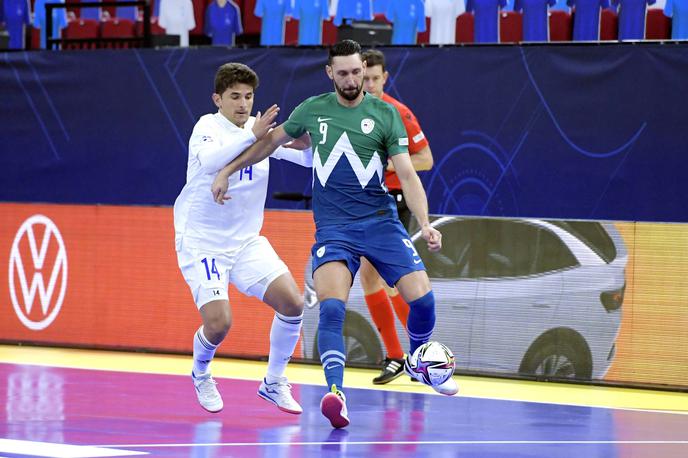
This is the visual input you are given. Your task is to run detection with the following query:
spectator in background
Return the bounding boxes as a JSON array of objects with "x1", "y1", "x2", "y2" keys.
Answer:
[
  {"x1": 612, "y1": 0, "x2": 655, "y2": 39},
  {"x1": 425, "y1": 0, "x2": 465, "y2": 45},
  {"x1": 333, "y1": 0, "x2": 373, "y2": 26},
  {"x1": 515, "y1": 0, "x2": 556, "y2": 41},
  {"x1": 254, "y1": 0, "x2": 290, "y2": 45},
  {"x1": 292, "y1": 0, "x2": 329, "y2": 45},
  {"x1": 466, "y1": 0, "x2": 507, "y2": 42},
  {"x1": 664, "y1": 0, "x2": 688, "y2": 39},
  {"x1": 2, "y1": 0, "x2": 30, "y2": 49},
  {"x1": 158, "y1": 0, "x2": 195, "y2": 46},
  {"x1": 568, "y1": 0, "x2": 610, "y2": 40},
  {"x1": 33, "y1": 0, "x2": 67, "y2": 49},
  {"x1": 386, "y1": 0, "x2": 426, "y2": 45},
  {"x1": 205, "y1": 0, "x2": 242, "y2": 46}
]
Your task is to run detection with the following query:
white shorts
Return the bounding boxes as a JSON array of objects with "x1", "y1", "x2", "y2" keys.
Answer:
[{"x1": 177, "y1": 235, "x2": 289, "y2": 308}]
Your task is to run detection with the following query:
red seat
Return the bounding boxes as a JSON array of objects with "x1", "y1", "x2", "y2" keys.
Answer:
[
  {"x1": 600, "y1": 8, "x2": 618, "y2": 40},
  {"x1": 417, "y1": 16, "x2": 431, "y2": 44},
  {"x1": 500, "y1": 10, "x2": 523, "y2": 42},
  {"x1": 63, "y1": 18, "x2": 99, "y2": 48},
  {"x1": 285, "y1": 18, "x2": 298, "y2": 45},
  {"x1": 549, "y1": 10, "x2": 572, "y2": 41},
  {"x1": 645, "y1": 8, "x2": 671, "y2": 39},
  {"x1": 190, "y1": 0, "x2": 209, "y2": 36},
  {"x1": 135, "y1": 18, "x2": 167, "y2": 36},
  {"x1": 456, "y1": 12, "x2": 474, "y2": 43},
  {"x1": 323, "y1": 18, "x2": 338, "y2": 45},
  {"x1": 101, "y1": 18, "x2": 135, "y2": 47}
]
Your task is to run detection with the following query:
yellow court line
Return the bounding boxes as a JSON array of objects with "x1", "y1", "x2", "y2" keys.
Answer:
[{"x1": 1, "y1": 345, "x2": 686, "y2": 414}]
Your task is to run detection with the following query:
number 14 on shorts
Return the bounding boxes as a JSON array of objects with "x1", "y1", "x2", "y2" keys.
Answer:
[{"x1": 201, "y1": 257, "x2": 221, "y2": 280}]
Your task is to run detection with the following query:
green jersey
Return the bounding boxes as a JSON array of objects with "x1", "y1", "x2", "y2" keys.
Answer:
[{"x1": 283, "y1": 92, "x2": 409, "y2": 227}]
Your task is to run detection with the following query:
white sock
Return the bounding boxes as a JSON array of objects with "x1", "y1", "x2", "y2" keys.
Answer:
[
  {"x1": 193, "y1": 326, "x2": 218, "y2": 376},
  {"x1": 266, "y1": 312, "x2": 303, "y2": 382}
]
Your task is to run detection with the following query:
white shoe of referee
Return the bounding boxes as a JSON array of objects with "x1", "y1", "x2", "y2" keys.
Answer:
[
  {"x1": 192, "y1": 371, "x2": 224, "y2": 413},
  {"x1": 257, "y1": 376, "x2": 303, "y2": 414}
]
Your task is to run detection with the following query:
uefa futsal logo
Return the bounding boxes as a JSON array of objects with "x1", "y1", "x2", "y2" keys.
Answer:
[{"x1": 8, "y1": 215, "x2": 68, "y2": 331}]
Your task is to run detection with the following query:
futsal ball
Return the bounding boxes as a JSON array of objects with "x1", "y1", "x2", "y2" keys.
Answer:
[{"x1": 408, "y1": 341, "x2": 456, "y2": 386}]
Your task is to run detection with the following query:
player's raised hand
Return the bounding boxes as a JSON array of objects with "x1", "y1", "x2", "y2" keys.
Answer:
[
  {"x1": 211, "y1": 174, "x2": 231, "y2": 205},
  {"x1": 252, "y1": 104, "x2": 279, "y2": 140},
  {"x1": 421, "y1": 224, "x2": 442, "y2": 252}
]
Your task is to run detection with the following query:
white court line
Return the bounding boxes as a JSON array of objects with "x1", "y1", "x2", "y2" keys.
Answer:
[
  {"x1": 0, "y1": 439, "x2": 148, "y2": 457},
  {"x1": 97, "y1": 440, "x2": 688, "y2": 448}
]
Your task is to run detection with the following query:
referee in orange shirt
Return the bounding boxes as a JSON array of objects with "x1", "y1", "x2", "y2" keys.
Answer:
[{"x1": 361, "y1": 49, "x2": 434, "y2": 384}]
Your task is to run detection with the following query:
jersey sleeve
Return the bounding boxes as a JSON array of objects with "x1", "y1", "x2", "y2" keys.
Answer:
[
  {"x1": 271, "y1": 146, "x2": 313, "y2": 167},
  {"x1": 416, "y1": 0, "x2": 427, "y2": 32},
  {"x1": 398, "y1": 105, "x2": 429, "y2": 154},
  {"x1": 233, "y1": 3, "x2": 243, "y2": 34},
  {"x1": 385, "y1": 105, "x2": 410, "y2": 157},
  {"x1": 283, "y1": 100, "x2": 310, "y2": 139},
  {"x1": 190, "y1": 117, "x2": 256, "y2": 174},
  {"x1": 204, "y1": 4, "x2": 213, "y2": 36},
  {"x1": 465, "y1": 0, "x2": 474, "y2": 13}
]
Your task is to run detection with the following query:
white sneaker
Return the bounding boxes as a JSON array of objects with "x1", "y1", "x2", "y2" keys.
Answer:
[
  {"x1": 320, "y1": 385, "x2": 349, "y2": 428},
  {"x1": 192, "y1": 371, "x2": 223, "y2": 413},
  {"x1": 257, "y1": 377, "x2": 303, "y2": 414},
  {"x1": 404, "y1": 357, "x2": 459, "y2": 396}
]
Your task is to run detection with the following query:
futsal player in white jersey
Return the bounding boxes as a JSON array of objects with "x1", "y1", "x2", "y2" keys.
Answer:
[{"x1": 174, "y1": 63, "x2": 312, "y2": 414}]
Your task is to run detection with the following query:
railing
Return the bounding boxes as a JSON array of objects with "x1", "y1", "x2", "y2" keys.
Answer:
[{"x1": 45, "y1": 1, "x2": 151, "y2": 50}]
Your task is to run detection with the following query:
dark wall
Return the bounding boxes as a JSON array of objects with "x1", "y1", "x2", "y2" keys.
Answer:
[{"x1": 1, "y1": 44, "x2": 687, "y2": 221}]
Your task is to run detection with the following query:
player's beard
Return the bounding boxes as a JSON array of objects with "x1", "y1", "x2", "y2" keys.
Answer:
[{"x1": 334, "y1": 80, "x2": 363, "y2": 101}]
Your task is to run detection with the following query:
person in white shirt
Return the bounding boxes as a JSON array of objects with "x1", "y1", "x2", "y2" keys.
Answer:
[
  {"x1": 174, "y1": 62, "x2": 312, "y2": 415},
  {"x1": 425, "y1": 0, "x2": 465, "y2": 44},
  {"x1": 158, "y1": 0, "x2": 196, "y2": 46}
]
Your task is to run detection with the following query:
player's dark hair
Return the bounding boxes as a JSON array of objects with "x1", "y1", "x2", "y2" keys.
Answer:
[
  {"x1": 214, "y1": 63, "x2": 259, "y2": 95},
  {"x1": 361, "y1": 49, "x2": 386, "y2": 72},
  {"x1": 328, "y1": 39, "x2": 362, "y2": 65}
]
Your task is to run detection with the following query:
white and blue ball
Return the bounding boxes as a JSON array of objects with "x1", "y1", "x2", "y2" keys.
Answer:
[{"x1": 409, "y1": 341, "x2": 456, "y2": 386}]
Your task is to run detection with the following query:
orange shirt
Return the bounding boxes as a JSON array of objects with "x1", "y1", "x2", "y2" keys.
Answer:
[{"x1": 381, "y1": 92, "x2": 429, "y2": 190}]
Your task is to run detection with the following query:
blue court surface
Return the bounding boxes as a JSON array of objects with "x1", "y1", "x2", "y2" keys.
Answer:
[{"x1": 1, "y1": 358, "x2": 687, "y2": 458}]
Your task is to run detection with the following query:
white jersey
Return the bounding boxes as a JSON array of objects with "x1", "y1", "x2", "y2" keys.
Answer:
[
  {"x1": 426, "y1": 0, "x2": 465, "y2": 44},
  {"x1": 174, "y1": 112, "x2": 312, "y2": 253}
]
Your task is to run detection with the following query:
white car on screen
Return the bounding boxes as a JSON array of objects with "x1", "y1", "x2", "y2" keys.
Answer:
[{"x1": 301, "y1": 216, "x2": 627, "y2": 380}]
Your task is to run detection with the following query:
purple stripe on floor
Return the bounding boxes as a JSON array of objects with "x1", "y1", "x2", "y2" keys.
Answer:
[{"x1": 1, "y1": 363, "x2": 686, "y2": 457}]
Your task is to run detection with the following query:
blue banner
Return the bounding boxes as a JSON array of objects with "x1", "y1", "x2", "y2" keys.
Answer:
[{"x1": 1, "y1": 44, "x2": 687, "y2": 221}]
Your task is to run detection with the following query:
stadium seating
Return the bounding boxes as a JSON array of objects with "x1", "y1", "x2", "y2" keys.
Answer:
[
  {"x1": 500, "y1": 11, "x2": 523, "y2": 43},
  {"x1": 600, "y1": 8, "x2": 618, "y2": 40},
  {"x1": 646, "y1": 8, "x2": 671, "y2": 39},
  {"x1": 456, "y1": 12, "x2": 475, "y2": 43},
  {"x1": 63, "y1": 18, "x2": 99, "y2": 48},
  {"x1": 549, "y1": 10, "x2": 573, "y2": 41}
]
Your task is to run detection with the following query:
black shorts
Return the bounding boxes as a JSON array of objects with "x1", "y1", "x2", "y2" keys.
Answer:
[{"x1": 389, "y1": 189, "x2": 417, "y2": 235}]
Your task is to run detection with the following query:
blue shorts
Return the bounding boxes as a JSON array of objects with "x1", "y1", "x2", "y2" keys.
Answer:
[{"x1": 311, "y1": 217, "x2": 426, "y2": 288}]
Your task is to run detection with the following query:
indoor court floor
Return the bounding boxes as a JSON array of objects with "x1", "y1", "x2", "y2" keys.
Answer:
[{"x1": 0, "y1": 345, "x2": 686, "y2": 457}]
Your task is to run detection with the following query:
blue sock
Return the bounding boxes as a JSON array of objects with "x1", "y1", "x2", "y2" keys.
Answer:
[
  {"x1": 318, "y1": 298, "x2": 346, "y2": 390},
  {"x1": 406, "y1": 291, "x2": 436, "y2": 356}
]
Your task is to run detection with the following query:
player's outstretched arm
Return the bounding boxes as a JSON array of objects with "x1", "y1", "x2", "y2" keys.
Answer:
[
  {"x1": 391, "y1": 152, "x2": 442, "y2": 252},
  {"x1": 211, "y1": 124, "x2": 294, "y2": 204}
]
